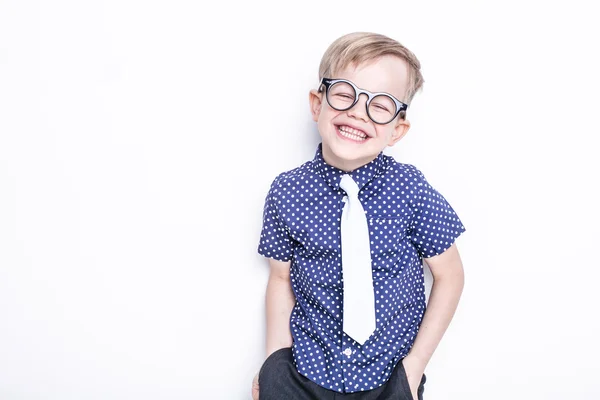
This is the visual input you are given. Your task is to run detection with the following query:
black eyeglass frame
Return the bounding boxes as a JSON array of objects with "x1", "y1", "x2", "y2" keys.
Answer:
[{"x1": 318, "y1": 78, "x2": 408, "y2": 125}]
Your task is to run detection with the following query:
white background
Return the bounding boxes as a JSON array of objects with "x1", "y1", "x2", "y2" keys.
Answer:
[{"x1": 1, "y1": 1, "x2": 599, "y2": 399}]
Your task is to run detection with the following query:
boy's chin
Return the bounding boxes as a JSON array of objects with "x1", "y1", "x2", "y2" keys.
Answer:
[{"x1": 332, "y1": 140, "x2": 381, "y2": 156}]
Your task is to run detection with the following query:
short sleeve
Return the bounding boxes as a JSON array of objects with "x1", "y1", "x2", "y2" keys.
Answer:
[
  {"x1": 409, "y1": 170, "x2": 466, "y2": 258},
  {"x1": 257, "y1": 177, "x2": 294, "y2": 261}
]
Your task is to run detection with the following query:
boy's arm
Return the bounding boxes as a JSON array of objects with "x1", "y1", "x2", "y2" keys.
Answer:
[
  {"x1": 253, "y1": 258, "x2": 295, "y2": 400},
  {"x1": 402, "y1": 243, "x2": 465, "y2": 397},
  {"x1": 265, "y1": 258, "x2": 295, "y2": 357}
]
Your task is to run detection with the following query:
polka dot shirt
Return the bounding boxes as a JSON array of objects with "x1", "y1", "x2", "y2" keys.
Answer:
[{"x1": 258, "y1": 144, "x2": 465, "y2": 394}]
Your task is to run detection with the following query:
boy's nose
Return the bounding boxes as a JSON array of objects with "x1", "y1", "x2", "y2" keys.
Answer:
[{"x1": 347, "y1": 94, "x2": 369, "y2": 122}]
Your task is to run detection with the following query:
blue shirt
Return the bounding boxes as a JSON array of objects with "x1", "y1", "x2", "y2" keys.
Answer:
[{"x1": 258, "y1": 144, "x2": 465, "y2": 393}]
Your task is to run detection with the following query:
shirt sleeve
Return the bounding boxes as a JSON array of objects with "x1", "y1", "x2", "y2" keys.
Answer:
[
  {"x1": 409, "y1": 169, "x2": 466, "y2": 258},
  {"x1": 257, "y1": 176, "x2": 294, "y2": 261}
]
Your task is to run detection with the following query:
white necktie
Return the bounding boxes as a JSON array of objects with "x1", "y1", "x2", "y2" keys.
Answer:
[{"x1": 339, "y1": 174, "x2": 376, "y2": 345}]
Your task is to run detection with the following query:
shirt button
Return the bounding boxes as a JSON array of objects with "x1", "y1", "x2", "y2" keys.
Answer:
[{"x1": 343, "y1": 348, "x2": 352, "y2": 357}]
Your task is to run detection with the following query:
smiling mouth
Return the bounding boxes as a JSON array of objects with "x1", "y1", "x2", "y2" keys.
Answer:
[{"x1": 336, "y1": 125, "x2": 369, "y2": 142}]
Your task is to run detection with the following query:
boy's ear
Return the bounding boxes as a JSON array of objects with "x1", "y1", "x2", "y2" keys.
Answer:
[
  {"x1": 387, "y1": 117, "x2": 411, "y2": 147},
  {"x1": 309, "y1": 89, "x2": 323, "y2": 122}
]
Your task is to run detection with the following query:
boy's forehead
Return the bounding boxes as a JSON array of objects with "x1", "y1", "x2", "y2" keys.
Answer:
[{"x1": 331, "y1": 56, "x2": 410, "y2": 99}]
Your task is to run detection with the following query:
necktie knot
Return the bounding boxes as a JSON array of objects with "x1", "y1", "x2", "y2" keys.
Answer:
[{"x1": 340, "y1": 174, "x2": 359, "y2": 198}]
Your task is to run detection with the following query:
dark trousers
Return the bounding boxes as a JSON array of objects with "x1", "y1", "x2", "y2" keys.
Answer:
[{"x1": 259, "y1": 348, "x2": 426, "y2": 400}]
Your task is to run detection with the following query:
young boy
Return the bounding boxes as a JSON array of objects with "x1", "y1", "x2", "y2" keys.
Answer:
[{"x1": 252, "y1": 32, "x2": 466, "y2": 400}]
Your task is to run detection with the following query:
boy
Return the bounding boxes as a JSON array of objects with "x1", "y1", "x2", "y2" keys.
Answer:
[{"x1": 253, "y1": 32, "x2": 465, "y2": 400}]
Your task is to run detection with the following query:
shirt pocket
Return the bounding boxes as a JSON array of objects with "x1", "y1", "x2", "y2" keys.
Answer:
[{"x1": 367, "y1": 217, "x2": 410, "y2": 261}]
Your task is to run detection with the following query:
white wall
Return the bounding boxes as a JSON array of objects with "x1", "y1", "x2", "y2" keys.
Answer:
[{"x1": 1, "y1": 1, "x2": 599, "y2": 399}]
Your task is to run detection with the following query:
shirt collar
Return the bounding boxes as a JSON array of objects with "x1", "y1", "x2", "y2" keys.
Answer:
[{"x1": 312, "y1": 143, "x2": 387, "y2": 192}]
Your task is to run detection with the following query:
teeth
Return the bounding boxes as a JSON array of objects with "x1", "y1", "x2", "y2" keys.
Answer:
[{"x1": 338, "y1": 126, "x2": 368, "y2": 141}]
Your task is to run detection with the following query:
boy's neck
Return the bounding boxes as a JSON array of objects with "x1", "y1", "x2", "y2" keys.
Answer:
[{"x1": 321, "y1": 145, "x2": 378, "y2": 172}]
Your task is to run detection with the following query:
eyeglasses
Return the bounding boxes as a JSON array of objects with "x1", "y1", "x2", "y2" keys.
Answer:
[{"x1": 318, "y1": 78, "x2": 408, "y2": 125}]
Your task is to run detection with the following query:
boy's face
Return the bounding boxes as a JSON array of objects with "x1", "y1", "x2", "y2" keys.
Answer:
[{"x1": 309, "y1": 55, "x2": 411, "y2": 172}]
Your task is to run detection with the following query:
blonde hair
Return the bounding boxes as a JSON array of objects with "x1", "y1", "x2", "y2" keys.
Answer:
[{"x1": 318, "y1": 32, "x2": 424, "y2": 105}]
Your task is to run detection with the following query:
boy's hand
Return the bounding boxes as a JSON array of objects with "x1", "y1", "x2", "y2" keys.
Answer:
[
  {"x1": 402, "y1": 354, "x2": 425, "y2": 400},
  {"x1": 252, "y1": 372, "x2": 259, "y2": 400}
]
